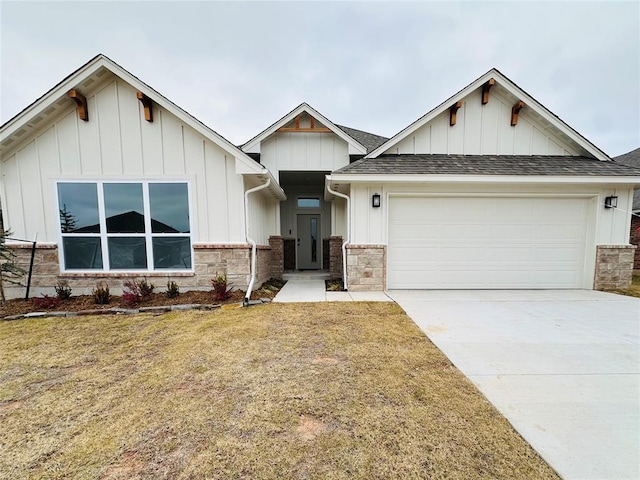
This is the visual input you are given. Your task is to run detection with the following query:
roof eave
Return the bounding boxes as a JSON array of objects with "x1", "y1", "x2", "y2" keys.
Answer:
[
  {"x1": 1, "y1": 54, "x2": 264, "y2": 174},
  {"x1": 327, "y1": 173, "x2": 640, "y2": 185},
  {"x1": 241, "y1": 103, "x2": 367, "y2": 155},
  {"x1": 365, "y1": 68, "x2": 610, "y2": 161}
]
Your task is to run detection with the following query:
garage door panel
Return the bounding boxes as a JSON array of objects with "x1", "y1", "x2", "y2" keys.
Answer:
[{"x1": 388, "y1": 196, "x2": 590, "y2": 289}]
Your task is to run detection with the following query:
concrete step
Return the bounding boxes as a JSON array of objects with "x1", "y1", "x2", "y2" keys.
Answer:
[{"x1": 283, "y1": 271, "x2": 330, "y2": 281}]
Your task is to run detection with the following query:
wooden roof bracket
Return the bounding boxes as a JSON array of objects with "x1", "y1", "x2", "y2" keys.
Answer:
[
  {"x1": 136, "y1": 91, "x2": 154, "y2": 122},
  {"x1": 67, "y1": 89, "x2": 88, "y2": 121},
  {"x1": 449, "y1": 101, "x2": 462, "y2": 126},
  {"x1": 511, "y1": 101, "x2": 525, "y2": 126},
  {"x1": 482, "y1": 78, "x2": 495, "y2": 105},
  {"x1": 277, "y1": 114, "x2": 331, "y2": 133}
]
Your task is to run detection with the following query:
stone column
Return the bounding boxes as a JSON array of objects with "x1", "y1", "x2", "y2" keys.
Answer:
[
  {"x1": 594, "y1": 245, "x2": 636, "y2": 290},
  {"x1": 268, "y1": 236, "x2": 284, "y2": 280},
  {"x1": 329, "y1": 236, "x2": 343, "y2": 279},
  {"x1": 346, "y1": 244, "x2": 386, "y2": 291}
]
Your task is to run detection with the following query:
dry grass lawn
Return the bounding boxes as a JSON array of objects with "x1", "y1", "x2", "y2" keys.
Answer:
[
  {"x1": 606, "y1": 273, "x2": 640, "y2": 298},
  {"x1": 0, "y1": 303, "x2": 559, "y2": 479}
]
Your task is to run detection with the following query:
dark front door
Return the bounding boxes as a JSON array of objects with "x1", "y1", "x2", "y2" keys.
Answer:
[{"x1": 297, "y1": 214, "x2": 320, "y2": 269}]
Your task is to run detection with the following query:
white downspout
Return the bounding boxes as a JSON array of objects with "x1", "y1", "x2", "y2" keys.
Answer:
[
  {"x1": 244, "y1": 176, "x2": 271, "y2": 306},
  {"x1": 326, "y1": 182, "x2": 350, "y2": 290}
]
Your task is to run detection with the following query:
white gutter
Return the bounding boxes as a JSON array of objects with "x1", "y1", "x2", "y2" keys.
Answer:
[
  {"x1": 243, "y1": 176, "x2": 271, "y2": 306},
  {"x1": 326, "y1": 182, "x2": 350, "y2": 291}
]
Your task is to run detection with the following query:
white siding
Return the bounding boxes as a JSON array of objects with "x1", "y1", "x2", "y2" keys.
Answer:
[
  {"x1": 0, "y1": 77, "x2": 253, "y2": 244},
  {"x1": 384, "y1": 88, "x2": 583, "y2": 156},
  {"x1": 261, "y1": 131, "x2": 349, "y2": 174},
  {"x1": 350, "y1": 182, "x2": 632, "y2": 249}
]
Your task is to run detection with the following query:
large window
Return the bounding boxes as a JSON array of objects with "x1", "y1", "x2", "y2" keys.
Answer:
[{"x1": 57, "y1": 181, "x2": 192, "y2": 271}]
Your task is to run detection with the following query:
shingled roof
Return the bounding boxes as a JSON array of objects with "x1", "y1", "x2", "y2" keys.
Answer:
[
  {"x1": 614, "y1": 147, "x2": 640, "y2": 211},
  {"x1": 614, "y1": 147, "x2": 640, "y2": 167},
  {"x1": 333, "y1": 154, "x2": 640, "y2": 176},
  {"x1": 336, "y1": 125, "x2": 389, "y2": 154}
]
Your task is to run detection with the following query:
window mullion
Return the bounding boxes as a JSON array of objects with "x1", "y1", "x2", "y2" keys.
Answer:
[
  {"x1": 143, "y1": 182, "x2": 154, "y2": 270},
  {"x1": 97, "y1": 181, "x2": 110, "y2": 271}
]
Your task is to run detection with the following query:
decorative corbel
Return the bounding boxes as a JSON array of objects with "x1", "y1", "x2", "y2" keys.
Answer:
[
  {"x1": 482, "y1": 78, "x2": 495, "y2": 105},
  {"x1": 68, "y1": 90, "x2": 88, "y2": 121},
  {"x1": 136, "y1": 92, "x2": 153, "y2": 122},
  {"x1": 449, "y1": 101, "x2": 462, "y2": 126},
  {"x1": 511, "y1": 101, "x2": 525, "y2": 126}
]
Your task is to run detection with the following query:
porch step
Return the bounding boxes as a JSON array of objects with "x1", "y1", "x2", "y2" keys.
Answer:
[{"x1": 283, "y1": 270, "x2": 330, "y2": 282}]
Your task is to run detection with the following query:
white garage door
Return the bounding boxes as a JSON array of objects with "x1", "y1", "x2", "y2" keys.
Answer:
[{"x1": 388, "y1": 196, "x2": 590, "y2": 289}]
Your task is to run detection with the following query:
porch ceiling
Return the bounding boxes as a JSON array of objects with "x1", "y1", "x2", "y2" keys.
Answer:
[{"x1": 279, "y1": 171, "x2": 329, "y2": 186}]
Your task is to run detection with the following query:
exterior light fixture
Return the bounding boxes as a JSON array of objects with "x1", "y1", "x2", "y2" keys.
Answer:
[
  {"x1": 372, "y1": 193, "x2": 381, "y2": 208},
  {"x1": 604, "y1": 196, "x2": 618, "y2": 209}
]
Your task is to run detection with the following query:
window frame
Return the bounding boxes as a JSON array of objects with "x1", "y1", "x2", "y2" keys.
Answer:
[
  {"x1": 56, "y1": 180, "x2": 194, "y2": 273},
  {"x1": 296, "y1": 196, "x2": 321, "y2": 209}
]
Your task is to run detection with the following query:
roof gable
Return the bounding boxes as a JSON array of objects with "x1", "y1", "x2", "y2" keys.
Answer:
[
  {"x1": 241, "y1": 103, "x2": 367, "y2": 155},
  {"x1": 0, "y1": 54, "x2": 275, "y2": 182},
  {"x1": 367, "y1": 68, "x2": 610, "y2": 161}
]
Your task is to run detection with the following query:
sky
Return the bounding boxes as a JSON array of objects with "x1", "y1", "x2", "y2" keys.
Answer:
[{"x1": 1, "y1": 1, "x2": 639, "y2": 157}]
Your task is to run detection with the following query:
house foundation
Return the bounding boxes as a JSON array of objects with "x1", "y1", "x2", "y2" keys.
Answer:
[{"x1": 3, "y1": 242, "x2": 277, "y2": 300}]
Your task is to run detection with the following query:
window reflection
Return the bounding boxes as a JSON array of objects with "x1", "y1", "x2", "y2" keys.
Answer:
[
  {"x1": 58, "y1": 183, "x2": 100, "y2": 233},
  {"x1": 104, "y1": 183, "x2": 145, "y2": 233},
  {"x1": 149, "y1": 183, "x2": 190, "y2": 233}
]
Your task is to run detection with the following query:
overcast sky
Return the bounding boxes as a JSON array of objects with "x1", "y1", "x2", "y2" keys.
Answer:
[{"x1": 1, "y1": 1, "x2": 639, "y2": 156}]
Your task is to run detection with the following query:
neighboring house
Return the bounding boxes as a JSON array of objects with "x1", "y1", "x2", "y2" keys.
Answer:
[
  {"x1": 614, "y1": 147, "x2": 640, "y2": 269},
  {"x1": 0, "y1": 54, "x2": 638, "y2": 299}
]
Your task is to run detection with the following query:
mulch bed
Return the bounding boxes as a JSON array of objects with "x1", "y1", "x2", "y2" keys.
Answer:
[{"x1": 1, "y1": 280, "x2": 286, "y2": 318}]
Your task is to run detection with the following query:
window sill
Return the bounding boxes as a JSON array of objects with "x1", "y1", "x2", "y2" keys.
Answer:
[{"x1": 59, "y1": 271, "x2": 195, "y2": 278}]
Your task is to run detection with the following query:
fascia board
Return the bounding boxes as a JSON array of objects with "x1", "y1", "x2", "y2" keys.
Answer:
[
  {"x1": 241, "y1": 103, "x2": 367, "y2": 155},
  {"x1": 366, "y1": 69, "x2": 610, "y2": 161},
  {"x1": 327, "y1": 174, "x2": 640, "y2": 185}
]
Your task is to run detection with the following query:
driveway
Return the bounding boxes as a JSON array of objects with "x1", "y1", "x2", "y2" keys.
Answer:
[{"x1": 388, "y1": 289, "x2": 640, "y2": 480}]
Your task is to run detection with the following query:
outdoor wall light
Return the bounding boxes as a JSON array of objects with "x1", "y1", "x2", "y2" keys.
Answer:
[
  {"x1": 604, "y1": 195, "x2": 618, "y2": 209},
  {"x1": 372, "y1": 193, "x2": 381, "y2": 208}
]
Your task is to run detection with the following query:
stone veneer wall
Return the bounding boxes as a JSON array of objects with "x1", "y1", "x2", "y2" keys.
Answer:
[
  {"x1": 630, "y1": 215, "x2": 640, "y2": 269},
  {"x1": 329, "y1": 236, "x2": 343, "y2": 279},
  {"x1": 346, "y1": 244, "x2": 386, "y2": 291},
  {"x1": 594, "y1": 245, "x2": 636, "y2": 290},
  {"x1": 3, "y1": 242, "x2": 279, "y2": 300}
]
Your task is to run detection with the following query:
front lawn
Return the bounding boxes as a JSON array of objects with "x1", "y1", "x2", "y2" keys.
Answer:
[{"x1": 0, "y1": 303, "x2": 559, "y2": 479}]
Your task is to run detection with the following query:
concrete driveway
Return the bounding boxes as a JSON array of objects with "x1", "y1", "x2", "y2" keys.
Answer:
[{"x1": 388, "y1": 290, "x2": 640, "y2": 480}]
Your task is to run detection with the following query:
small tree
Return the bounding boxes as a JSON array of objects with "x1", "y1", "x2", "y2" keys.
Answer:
[
  {"x1": 59, "y1": 204, "x2": 77, "y2": 233},
  {"x1": 0, "y1": 229, "x2": 26, "y2": 304}
]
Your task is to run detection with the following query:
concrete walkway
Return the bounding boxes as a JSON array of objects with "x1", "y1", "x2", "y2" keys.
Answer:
[
  {"x1": 389, "y1": 289, "x2": 640, "y2": 480},
  {"x1": 272, "y1": 271, "x2": 392, "y2": 303}
]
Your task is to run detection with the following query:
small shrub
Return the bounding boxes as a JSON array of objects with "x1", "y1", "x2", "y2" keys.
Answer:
[
  {"x1": 31, "y1": 294, "x2": 60, "y2": 310},
  {"x1": 54, "y1": 281, "x2": 72, "y2": 300},
  {"x1": 166, "y1": 280, "x2": 180, "y2": 299},
  {"x1": 211, "y1": 273, "x2": 232, "y2": 301},
  {"x1": 122, "y1": 279, "x2": 155, "y2": 306},
  {"x1": 92, "y1": 283, "x2": 111, "y2": 305}
]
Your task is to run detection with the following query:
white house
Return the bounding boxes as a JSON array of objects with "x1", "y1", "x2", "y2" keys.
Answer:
[{"x1": 1, "y1": 54, "x2": 638, "y2": 299}]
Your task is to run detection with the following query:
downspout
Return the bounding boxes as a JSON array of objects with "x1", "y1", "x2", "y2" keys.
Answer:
[
  {"x1": 326, "y1": 182, "x2": 350, "y2": 290},
  {"x1": 243, "y1": 176, "x2": 271, "y2": 306}
]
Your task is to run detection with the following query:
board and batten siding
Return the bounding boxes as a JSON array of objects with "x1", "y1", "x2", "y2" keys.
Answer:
[
  {"x1": 0, "y1": 77, "x2": 248, "y2": 244},
  {"x1": 260, "y1": 131, "x2": 350, "y2": 174},
  {"x1": 384, "y1": 88, "x2": 582, "y2": 156}
]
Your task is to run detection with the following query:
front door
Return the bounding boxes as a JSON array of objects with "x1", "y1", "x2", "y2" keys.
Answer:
[{"x1": 297, "y1": 214, "x2": 320, "y2": 269}]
